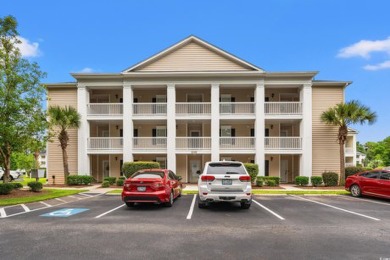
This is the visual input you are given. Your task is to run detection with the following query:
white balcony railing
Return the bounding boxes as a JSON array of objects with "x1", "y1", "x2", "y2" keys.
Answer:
[
  {"x1": 345, "y1": 162, "x2": 355, "y2": 167},
  {"x1": 87, "y1": 103, "x2": 123, "y2": 115},
  {"x1": 220, "y1": 102, "x2": 255, "y2": 115},
  {"x1": 133, "y1": 137, "x2": 167, "y2": 149},
  {"x1": 219, "y1": 137, "x2": 255, "y2": 149},
  {"x1": 133, "y1": 103, "x2": 167, "y2": 115},
  {"x1": 265, "y1": 137, "x2": 302, "y2": 150},
  {"x1": 88, "y1": 137, "x2": 123, "y2": 149},
  {"x1": 265, "y1": 102, "x2": 302, "y2": 115},
  {"x1": 345, "y1": 147, "x2": 354, "y2": 155},
  {"x1": 176, "y1": 103, "x2": 211, "y2": 115},
  {"x1": 176, "y1": 137, "x2": 211, "y2": 150}
]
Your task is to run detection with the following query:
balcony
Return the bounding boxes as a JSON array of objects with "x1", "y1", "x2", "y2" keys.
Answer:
[
  {"x1": 133, "y1": 137, "x2": 167, "y2": 151},
  {"x1": 87, "y1": 137, "x2": 123, "y2": 154},
  {"x1": 176, "y1": 103, "x2": 211, "y2": 117},
  {"x1": 265, "y1": 137, "x2": 302, "y2": 151},
  {"x1": 220, "y1": 102, "x2": 255, "y2": 117},
  {"x1": 265, "y1": 102, "x2": 302, "y2": 117},
  {"x1": 176, "y1": 137, "x2": 211, "y2": 150},
  {"x1": 133, "y1": 103, "x2": 167, "y2": 116},
  {"x1": 345, "y1": 147, "x2": 354, "y2": 155},
  {"x1": 219, "y1": 137, "x2": 255, "y2": 150},
  {"x1": 87, "y1": 104, "x2": 123, "y2": 119}
]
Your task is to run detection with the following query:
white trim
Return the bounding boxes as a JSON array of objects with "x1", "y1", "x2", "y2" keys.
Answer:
[{"x1": 211, "y1": 84, "x2": 220, "y2": 161}]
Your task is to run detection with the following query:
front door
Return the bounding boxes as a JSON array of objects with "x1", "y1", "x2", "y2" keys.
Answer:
[
  {"x1": 103, "y1": 160, "x2": 109, "y2": 180},
  {"x1": 189, "y1": 160, "x2": 201, "y2": 183},
  {"x1": 281, "y1": 160, "x2": 288, "y2": 183}
]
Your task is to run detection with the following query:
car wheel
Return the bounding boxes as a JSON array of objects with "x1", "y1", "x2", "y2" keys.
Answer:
[
  {"x1": 198, "y1": 199, "x2": 207, "y2": 209},
  {"x1": 178, "y1": 189, "x2": 182, "y2": 197},
  {"x1": 350, "y1": 184, "x2": 362, "y2": 197},
  {"x1": 125, "y1": 202, "x2": 135, "y2": 207},
  {"x1": 241, "y1": 202, "x2": 251, "y2": 209},
  {"x1": 165, "y1": 191, "x2": 174, "y2": 207}
]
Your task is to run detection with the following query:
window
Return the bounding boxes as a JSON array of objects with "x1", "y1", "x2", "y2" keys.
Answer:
[
  {"x1": 168, "y1": 171, "x2": 176, "y2": 180},
  {"x1": 131, "y1": 171, "x2": 164, "y2": 178},
  {"x1": 380, "y1": 171, "x2": 390, "y2": 180},
  {"x1": 207, "y1": 162, "x2": 246, "y2": 175},
  {"x1": 361, "y1": 171, "x2": 379, "y2": 179}
]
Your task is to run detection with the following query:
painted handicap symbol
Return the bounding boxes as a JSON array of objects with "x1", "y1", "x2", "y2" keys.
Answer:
[{"x1": 41, "y1": 208, "x2": 89, "y2": 217}]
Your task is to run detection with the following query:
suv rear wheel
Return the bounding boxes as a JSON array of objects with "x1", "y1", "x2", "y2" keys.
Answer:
[
  {"x1": 240, "y1": 201, "x2": 251, "y2": 209},
  {"x1": 198, "y1": 198, "x2": 207, "y2": 209}
]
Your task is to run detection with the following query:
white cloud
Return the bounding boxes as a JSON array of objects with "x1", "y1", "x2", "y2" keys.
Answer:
[
  {"x1": 16, "y1": 36, "x2": 40, "y2": 57},
  {"x1": 337, "y1": 37, "x2": 390, "y2": 58},
  {"x1": 79, "y1": 67, "x2": 94, "y2": 73},
  {"x1": 363, "y1": 60, "x2": 390, "y2": 71}
]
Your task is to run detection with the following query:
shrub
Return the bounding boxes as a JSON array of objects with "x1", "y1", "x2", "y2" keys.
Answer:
[
  {"x1": 345, "y1": 166, "x2": 365, "y2": 179},
  {"x1": 322, "y1": 171, "x2": 339, "y2": 186},
  {"x1": 311, "y1": 176, "x2": 323, "y2": 187},
  {"x1": 116, "y1": 179, "x2": 124, "y2": 186},
  {"x1": 67, "y1": 175, "x2": 94, "y2": 185},
  {"x1": 101, "y1": 181, "x2": 110, "y2": 188},
  {"x1": 104, "y1": 177, "x2": 116, "y2": 185},
  {"x1": 266, "y1": 179, "x2": 276, "y2": 187},
  {"x1": 10, "y1": 182, "x2": 23, "y2": 190},
  {"x1": 118, "y1": 176, "x2": 126, "y2": 180},
  {"x1": 257, "y1": 176, "x2": 280, "y2": 186},
  {"x1": 122, "y1": 161, "x2": 160, "y2": 178},
  {"x1": 0, "y1": 183, "x2": 14, "y2": 195},
  {"x1": 244, "y1": 163, "x2": 259, "y2": 184},
  {"x1": 27, "y1": 181, "x2": 43, "y2": 192},
  {"x1": 256, "y1": 177, "x2": 263, "y2": 187},
  {"x1": 295, "y1": 176, "x2": 309, "y2": 186}
]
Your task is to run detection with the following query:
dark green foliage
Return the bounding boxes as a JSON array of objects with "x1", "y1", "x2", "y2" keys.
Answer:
[
  {"x1": 116, "y1": 179, "x2": 124, "y2": 186},
  {"x1": 295, "y1": 176, "x2": 309, "y2": 186},
  {"x1": 257, "y1": 176, "x2": 280, "y2": 186},
  {"x1": 244, "y1": 163, "x2": 258, "y2": 184},
  {"x1": 67, "y1": 175, "x2": 94, "y2": 185},
  {"x1": 0, "y1": 183, "x2": 14, "y2": 195},
  {"x1": 122, "y1": 161, "x2": 160, "y2": 178},
  {"x1": 10, "y1": 182, "x2": 23, "y2": 189},
  {"x1": 266, "y1": 179, "x2": 276, "y2": 187},
  {"x1": 310, "y1": 176, "x2": 323, "y2": 187},
  {"x1": 345, "y1": 166, "x2": 366, "y2": 179},
  {"x1": 256, "y1": 178, "x2": 263, "y2": 187},
  {"x1": 101, "y1": 181, "x2": 110, "y2": 188},
  {"x1": 27, "y1": 181, "x2": 42, "y2": 192},
  {"x1": 118, "y1": 176, "x2": 126, "y2": 180},
  {"x1": 322, "y1": 171, "x2": 339, "y2": 186},
  {"x1": 103, "y1": 177, "x2": 116, "y2": 185}
]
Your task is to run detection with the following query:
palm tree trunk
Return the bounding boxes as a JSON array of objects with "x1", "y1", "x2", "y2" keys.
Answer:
[
  {"x1": 339, "y1": 126, "x2": 348, "y2": 185},
  {"x1": 61, "y1": 147, "x2": 69, "y2": 183}
]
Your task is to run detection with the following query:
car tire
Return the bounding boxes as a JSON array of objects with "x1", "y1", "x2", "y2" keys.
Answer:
[
  {"x1": 350, "y1": 184, "x2": 362, "y2": 197},
  {"x1": 178, "y1": 190, "x2": 182, "y2": 197},
  {"x1": 241, "y1": 202, "x2": 251, "y2": 209},
  {"x1": 165, "y1": 191, "x2": 174, "y2": 207},
  {"x1": 125, "y1": 202, "x2": 135, "y2": 207},
  {"x1": 198, "y1": 200, "x2": 207, "y2": 209}
]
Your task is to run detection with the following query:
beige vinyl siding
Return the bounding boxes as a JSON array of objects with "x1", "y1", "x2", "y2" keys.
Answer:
[
  {"x1": 136, "y1": 42, "x2": 251, "y2": 72},
  {"x1": 47, "y1": 88, "x2": 78, "y2": 184},
  {"x1": 312, "y1": 87, "x2": 343, "y2": 176}
]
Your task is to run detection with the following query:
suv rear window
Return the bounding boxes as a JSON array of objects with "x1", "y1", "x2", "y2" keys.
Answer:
[
  {"x1": 207, "y1": 163, "x2": 246, "y2": 175},
  {"x1": 131, "y1": 171, "x2": 164, "y2": 178}
]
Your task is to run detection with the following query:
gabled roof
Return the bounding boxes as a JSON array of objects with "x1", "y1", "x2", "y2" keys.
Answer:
[{"x1": 122, "y1": 35, "x2": 264, "y2": 73}]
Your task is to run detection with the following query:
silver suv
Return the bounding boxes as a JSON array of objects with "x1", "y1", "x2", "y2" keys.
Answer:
[{"x1": 197, "y1": 161, "x2": 252, "y2": 209}]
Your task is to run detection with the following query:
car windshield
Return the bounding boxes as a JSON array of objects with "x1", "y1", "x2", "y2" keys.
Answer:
[
  {"x1": 207, "y1": 163, "x2": 246, "y2": 175},
  {"x1": 131, "y1": 171, "x2": 164, "y2": 179}
]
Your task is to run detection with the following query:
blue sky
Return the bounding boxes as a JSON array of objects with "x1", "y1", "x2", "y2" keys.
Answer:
[{"x1": 2, "y1": 0, "x2": 389, "y2": 143}]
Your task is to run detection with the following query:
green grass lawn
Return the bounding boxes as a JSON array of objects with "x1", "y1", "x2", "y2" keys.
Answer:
[
  {"x1": 0, "y1": 189, "x2": 88, "y2": 206},
  {"x1": 15, "y1": 177, "x2": 47, "y2": 186}
]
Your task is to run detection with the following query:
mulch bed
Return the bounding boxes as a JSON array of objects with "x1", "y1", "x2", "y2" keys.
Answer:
[
  {"x1": 293, "y1": 186, "x2": 345, "y2": 190},
  {"x1": 0, "y1": 189, "x2": 49, "y2": 199}
]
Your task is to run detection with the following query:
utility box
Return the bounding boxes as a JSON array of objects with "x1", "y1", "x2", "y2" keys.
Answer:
[{"x1": 31, "y1": 169, "x2": 38, "y2": 178}]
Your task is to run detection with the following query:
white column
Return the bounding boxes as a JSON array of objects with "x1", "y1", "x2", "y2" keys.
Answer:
[
  {"x1": 255, "y1": 81, "x2": 265, "y2": 176},
  {"x1": 123, "y1": 84, "x2": 133, "y2": 162},
  {"x1": 300, "y1": 83, "x2": 312, "y2": 178},
  {"x1": 352, "y1": 134, "x2": 357, "y2": 166},
  {"x1": 167, "y1": 84, "x2": 176, "y2": 172},
  {"x1": 211, "y1": 84, "x2": 220, "y2": 161},
  {"x1": 77, "y1": 85, "x2": 90, "y2": 175}
]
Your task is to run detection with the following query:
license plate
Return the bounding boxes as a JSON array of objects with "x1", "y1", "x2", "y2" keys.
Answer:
[
  {"x1": 137, "y1": 186, "x2": 146, "y2": 192},
  {"x1": 222, "y1": 179, "x2": 232, "y2": 185}
]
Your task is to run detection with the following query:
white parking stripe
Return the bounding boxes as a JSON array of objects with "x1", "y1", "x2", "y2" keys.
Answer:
[
  {"x1": 186, "y1": 195, "x2": 197, "y2": 220},
  {"x1": 68, "y1": 195, "x2": 81, "y2": 200},
  {"x1": 21, "y1": 204, "x2": 30, "y2": 212},
  {"x1": 0, "y1": 208, "x2": 6, "y2": 218},
  {"x1": 95, "y1": 204, "x2": 125, "y2": 219},
  {"x1": 252, "y1": 199, "x2": 285, "y2": 220},
  {"x1": 292, "y1": 195, "x2": 380, "y2": 221},
  {"x1": 340, "y1": 196, "x2": 390, "y2": 207},
  {"x1": 55, "y1": 198, "x2": 67, "y2": 203},
  {"x1": 78, "y1": 193, "x2": 93, "y2": 197},
  {"x1": 40, "y1": 201, "x2": 52, "y2": 207}
]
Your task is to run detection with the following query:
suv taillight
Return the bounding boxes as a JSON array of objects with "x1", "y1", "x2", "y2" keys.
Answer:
[
  {"x1": 201, "y1": 175, "x2": 215, "y2": 182},
  {"x1": 239, "y1": 176, "x2": 251, "y2": 182}
]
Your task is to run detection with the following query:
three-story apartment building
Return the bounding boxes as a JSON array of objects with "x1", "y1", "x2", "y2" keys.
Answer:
[{"x1": 46, "y1": 36, "x2": 352, "y2": 184}]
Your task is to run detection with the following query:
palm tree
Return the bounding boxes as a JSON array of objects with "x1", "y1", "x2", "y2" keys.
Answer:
[
  {"x1": 48, "y1": 106, "x2": 81, "y2": 182},
  {"x1": 321, "y1": 100, "x2": 377, "y2": 185}
]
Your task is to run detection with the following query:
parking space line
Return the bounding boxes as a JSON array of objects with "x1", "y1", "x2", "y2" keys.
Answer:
[
  {"x1": 78, "y1": 193, "x2": 93, "y2": 197},
  {"x1": 186, "y1": 195, "x2": 197, "y2": 220},
  {"x1": 55, "y1": 198, "x2": 67, "y2": 203},
  {"x1": 95, "y1": 204, "x2": 125, "y2": 219},
  {"x1": 68, "y1": 195, "x2": 81, "y2": 200},
  {"x1": 21, "y1": 204, "x2": 30, "y2": 212},
  {"x1": 339, "y1": 196, "x2": 390, "y2": 207},
  {"x1": 0, "y1": 208, "x2": 6, "y2": 218},
  {"x1": 40, "y1": 201, "x2": 52, "y2": 207},
  {"x1": 292, "y1": 195, "x2": 380, "y2": 221},
  {"x1": 252, "y1": 199, "x2": 285, "y2": 220}
]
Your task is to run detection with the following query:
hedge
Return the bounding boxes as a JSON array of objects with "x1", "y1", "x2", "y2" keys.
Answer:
[
  {"x1": 116, "y1": 179, "x2": 124, "y2": 186},
  {"x1": 0, "y1": 183, "x2": 14, "y2": 195},
  {"x1": 27, "y1": 181, "x2": 43, "y2": 192},
  {"x1": 345, "y1": 166, "x2": 370, "y2": 179},
  {"x1": 67, "y1": 175, "x2": 94, "y2": 185},
  {"x1": 295, "y1": 176, "x2": 309, "y2": 186},
  {"x1": 101, "y1": 181, "x2": 110, "y2": 188},
  {"x1": 122, "y1": 161, "x2": 160, "y2": 178},
  {"x1": 244, "y1": 163, "x2": 259, "y2": 184},
  {"x1": 322, "y1": 171, "x2": 339, "y2": 186},
  {"x1": 104, "y1": 177, "x2": 116, "y2": 185},
  {"x1": 311, "y1": 176, "x2": 323, "y2": 187},
  {"x1": 257, "y1": 176, "x2": 280, "y2": 186}
]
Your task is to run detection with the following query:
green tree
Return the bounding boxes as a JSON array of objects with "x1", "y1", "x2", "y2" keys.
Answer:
[
  {"x1": 11, "y1": 152, "x2": 35, "y2": 173},
  {"x1": 0, "y1": 15, "x2": 46, "y2": 183},
  {"x1": 48, "y1": 106, "x2": 81, "y2": 181},
  {"x1": 321, "y1": 100, "x2": 377, "y2": 185}
]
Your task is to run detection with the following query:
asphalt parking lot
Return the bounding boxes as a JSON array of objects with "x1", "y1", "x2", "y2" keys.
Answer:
[{"x1": 1, "y1": 194, "x2": 390, "y2": 260}]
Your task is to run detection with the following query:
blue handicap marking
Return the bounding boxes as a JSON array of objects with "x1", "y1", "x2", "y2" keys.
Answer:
[{"x1": 41, "y1": 208, "x2": 89, "y2": 217}]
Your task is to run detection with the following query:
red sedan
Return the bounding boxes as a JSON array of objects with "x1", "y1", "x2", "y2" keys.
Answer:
[
  {"x1": 345, "y1": 170, "x2": 390, "y2": 199},
  {"x1": 122, "y1": 169, "x2": 182, "y2": 207}
]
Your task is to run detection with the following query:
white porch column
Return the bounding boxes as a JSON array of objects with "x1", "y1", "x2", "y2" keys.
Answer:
[
  {"x1": 300, "y1": 83, "x2": 312, "y2": 178},
  {"x1": 211, "y1": 84, "x2": 220, "y2": 161},
  {"x1": 123, "y1": 84, "x2": 133, "y2": 162},
  {"x1": 255, "y1": 80, "x2": 265, "y2": 176},
  {"x1": 167, "y1": 84, "x2": 176, "y2": 172},
  {"x1": 77, "y1": 85, "x2": 90, "y2": 175}
]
